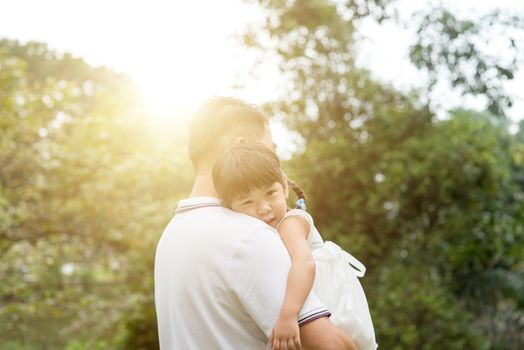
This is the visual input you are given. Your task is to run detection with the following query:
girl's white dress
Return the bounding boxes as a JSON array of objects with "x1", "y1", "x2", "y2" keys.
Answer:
[{"x1": 280, "y1": 209, "x2": 378, "y2": 350}]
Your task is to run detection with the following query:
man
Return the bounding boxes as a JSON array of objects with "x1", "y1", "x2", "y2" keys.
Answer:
[{"x1": 155, "y1": 97, "x2": 356, "y2": 349}]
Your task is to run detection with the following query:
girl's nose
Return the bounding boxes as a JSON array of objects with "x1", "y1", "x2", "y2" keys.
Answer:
[{"x1": 257, "y1": 203, "x2": 271, "y2": 215}]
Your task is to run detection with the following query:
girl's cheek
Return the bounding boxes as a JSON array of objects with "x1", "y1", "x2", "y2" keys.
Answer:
[{"x1": 246, "y1": 207, "x2": 257, "y2": 216}]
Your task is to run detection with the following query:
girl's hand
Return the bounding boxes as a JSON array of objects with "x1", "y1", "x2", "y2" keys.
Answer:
[{"x1": 268, "y1": 314, "x2": 301, "y2": 350}]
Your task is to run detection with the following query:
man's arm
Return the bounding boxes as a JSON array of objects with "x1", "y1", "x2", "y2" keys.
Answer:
[{"x1": 300, "y1": 317, "x2": 357, "y2": 350}]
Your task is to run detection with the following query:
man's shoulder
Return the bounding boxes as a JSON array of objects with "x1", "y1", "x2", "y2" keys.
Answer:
[
  {"x1": 175, "y1": 197, "x2": 272, "y2": 232},
  {"x1": 222, "y1": 209, "x2": 273, "y2": 231},
  {"x1": 205, "y1": 209, "x2": 279, "y2": 244}
]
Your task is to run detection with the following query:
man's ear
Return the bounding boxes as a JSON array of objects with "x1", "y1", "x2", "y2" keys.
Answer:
[{"x1": 235, "y1": 136, "x2": 246, "y2": 145}]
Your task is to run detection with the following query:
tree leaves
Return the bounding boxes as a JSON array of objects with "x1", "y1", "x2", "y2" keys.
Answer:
[
  {"x1": 245, "y1": 1, "x2": 524, "y2": 348},
  {"x1": 0, "y1": 39, "x2": 191, "y2": 348},
  {"x1": 408, "y1": 7, "x2": 524, "y2": 117}
]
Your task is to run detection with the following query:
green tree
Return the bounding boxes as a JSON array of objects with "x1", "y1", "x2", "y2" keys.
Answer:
[
  {"x1": 243, "y1": 0, "x2": 524, "y2": 348},
  {"x1": 409, "y1": 7, "x2": 524, "y2": 117},
  {"x1": 0, "y1": 39, "x2": 192, "y2": 349}
]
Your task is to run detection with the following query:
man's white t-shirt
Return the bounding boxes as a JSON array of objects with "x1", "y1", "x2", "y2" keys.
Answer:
[{"x1": 154, "y1": 197, "x2": 330, "y2": 349}]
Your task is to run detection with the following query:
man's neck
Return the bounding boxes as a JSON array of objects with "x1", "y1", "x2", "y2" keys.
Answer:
[{"x1": 189, "y1": 173, "x2": 218, "y2": 198}]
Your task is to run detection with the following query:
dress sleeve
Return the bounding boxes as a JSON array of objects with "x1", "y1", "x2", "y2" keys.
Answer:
[
  {"x1": 227, "y1": 226, "x2": 330, "y2": 337},
  {"x1": 278, "y1": 209, "x2": 315, "y2": 240}
]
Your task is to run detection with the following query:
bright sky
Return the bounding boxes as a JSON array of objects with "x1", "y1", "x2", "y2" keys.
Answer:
[
  {"x1": 357, "y1": 0, "x2": 524, "y2": 124},
  {"x1": 1, "y1": 0, "x2": 523, "y2": 154},
  {"x1": 0, "y1": 0, "x2": 268, "y2": 108}
]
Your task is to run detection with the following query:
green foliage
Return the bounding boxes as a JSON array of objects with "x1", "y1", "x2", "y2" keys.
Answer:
[
  {"x1": 372, "y1": 111, "x2": 524, "y2": 348},
  {"x1": 0, "y1": 39, "x2": 191, "y2": 349},
  {"x1": 118, "y1": 298, "x2": 159, "y2": 350},
  {"x1": 408, "y1": 7, "x2": 524, "y2": 117},
  {"x1": 372, "y1": 263, "x2": 489, "y2": 350},
  {"x1": 246, "y1": 1, "x2": 524, "y2": 348}
]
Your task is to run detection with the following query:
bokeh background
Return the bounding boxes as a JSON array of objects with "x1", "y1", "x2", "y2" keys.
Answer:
[{"x1": 1, "y1": 0, "x2": 524, "y2": 349}]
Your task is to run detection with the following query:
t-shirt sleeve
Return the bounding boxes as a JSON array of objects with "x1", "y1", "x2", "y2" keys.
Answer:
[{"x1": 228, "y1": 226, "x2": 330, "y2": 337}]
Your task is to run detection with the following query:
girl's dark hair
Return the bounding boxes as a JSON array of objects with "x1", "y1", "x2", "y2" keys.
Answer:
[
  {"x1": 212, "y1": 143, "x2": 307, "y2": 207},
  {"x1": 213, "y1": 143, "x2": 283, "y2": 207},
  {"x1": 287, "y1": 179, "x2": 306, "y2": 201}
]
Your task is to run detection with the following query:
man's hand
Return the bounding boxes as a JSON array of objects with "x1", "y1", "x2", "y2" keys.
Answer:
[{"x1": 269, "y1": 313, "x2": 301, "y2": 350}]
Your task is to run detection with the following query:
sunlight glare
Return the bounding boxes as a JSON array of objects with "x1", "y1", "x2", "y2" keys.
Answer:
[{"x1": 130, "y1": 0, "x2": 265, "y2": 115}]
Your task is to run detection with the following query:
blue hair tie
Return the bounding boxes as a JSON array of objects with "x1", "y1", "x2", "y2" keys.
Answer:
[{"x1": 296, "y1": 198, "x2": 307, "y2": 211}]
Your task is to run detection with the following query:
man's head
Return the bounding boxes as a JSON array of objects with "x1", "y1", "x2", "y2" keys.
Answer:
[{"x1": 188, "y1": 97, "x2": 275, "y2": 173}]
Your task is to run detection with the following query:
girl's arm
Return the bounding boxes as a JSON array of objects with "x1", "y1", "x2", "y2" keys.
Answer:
[{"x1": 269, "y1": 215, "x2": 315, "y2": 349}]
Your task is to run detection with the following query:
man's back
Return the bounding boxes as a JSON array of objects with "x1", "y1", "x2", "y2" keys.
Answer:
[{"x1": 154, "y1": 197, "x2": 329, "y2": 349}]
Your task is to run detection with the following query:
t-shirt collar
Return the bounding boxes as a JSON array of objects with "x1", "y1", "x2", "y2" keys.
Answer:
[{"x1": 176, "y1": 197, "x2": 222, "y2": 214}]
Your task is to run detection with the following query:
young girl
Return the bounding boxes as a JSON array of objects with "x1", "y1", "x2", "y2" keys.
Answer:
[{"x1": 212, "y1": 143, "x2": 377, "y2": 350}]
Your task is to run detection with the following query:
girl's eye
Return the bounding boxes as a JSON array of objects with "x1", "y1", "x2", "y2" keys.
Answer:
[
  {"x1": 242, "y1": 200, "x2": 253, "y2": 205},
  {"x1": 267, "y1": 190, "x2": 276, "y2": 196}
]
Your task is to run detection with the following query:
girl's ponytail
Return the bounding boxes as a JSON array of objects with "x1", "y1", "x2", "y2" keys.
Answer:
[
  {"x1": 287, "y1": 179, "x2": 307, "y2": 210},
  {"x1": 287, "y1": 179, "x2": 306, "y2": 200}
]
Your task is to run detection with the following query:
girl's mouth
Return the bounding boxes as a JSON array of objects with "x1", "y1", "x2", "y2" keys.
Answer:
[{"x1": 264, "y1": 217, "x2": 276, "y2": 225}]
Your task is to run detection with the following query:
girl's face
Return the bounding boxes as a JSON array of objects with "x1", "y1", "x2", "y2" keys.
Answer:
[{"x1": 231, "y1": 181, "x2": 289, "y2": 228}]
